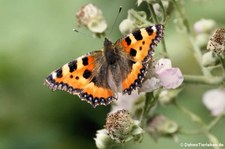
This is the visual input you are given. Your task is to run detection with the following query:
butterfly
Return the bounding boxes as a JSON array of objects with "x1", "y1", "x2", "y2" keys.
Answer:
[{"x1": 44, "y1": 24, "x2": 164, "y2": 107}]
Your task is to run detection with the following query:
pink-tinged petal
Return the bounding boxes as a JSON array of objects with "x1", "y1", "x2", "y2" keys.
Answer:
[
  {"x1": 202, "y1": 89, "x2": 225, "y2": 116},
  {"x1": 155, "y1": 58, "x2": 172, "y2": 74},
  {"x1": 157, "y1": 68, "x2": 184, "y2": 89},
  {"x1": 139, "y1": 77, "x2": 161, "y2": 92}
]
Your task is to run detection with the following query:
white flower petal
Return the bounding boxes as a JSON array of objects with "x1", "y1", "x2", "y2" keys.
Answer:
[
  {"x1": 111, "y1": 91, "x2": 144, "y2": 113},
  {"x1": 157, "y1": 68, "x2": 184, "y2": 89},
  {"x1": 139, "y1": 77, "x2": 161, "y2": 92}
]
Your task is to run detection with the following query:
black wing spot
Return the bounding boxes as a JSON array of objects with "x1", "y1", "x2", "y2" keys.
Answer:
[
  {"x1": 130, "y1": 48, "x2": 137, "y2": 57},
  {"x1": 142, "y1": 41, "x2": 145, "y2": 45},
  {"x1": 82, "y1": 57, "x2": 89, "y2": 66},
  {"x1": 70, "y1": 75, "x2": 73, "y2": 78},
  {"x1": 75, "y1": 76, "x2": 79, "y2": 80},
  {"x1": 56, "y1": 68, "x2": 63, "y2": 78},
  {"x1": 146, "y1": 27, "x2": 153, "y2": 35},
  {"x1": 139, "y1": 46, "x2": 142, "y2": 51},
  {"x1": 68, "y1": 60, "x2": 77, "y2": 72},
  {"x1": 133, "y1": 30, "x2": 143, "y2": 41},
  {"x1": 83, "y1": 69, "x2": 92, "y2": 79},
  {"x1": 125, "y1": 36, "x2": 131, "y2": 46}
]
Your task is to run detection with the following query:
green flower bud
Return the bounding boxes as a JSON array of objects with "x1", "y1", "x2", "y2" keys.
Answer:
[
  {"x1": 147, "y1": 114, "x2": 179, "y2": 140},
  {"x1": 158, "y1": 88, "x2": 183, "y2": 105},
  {"x1": 195, "y1": 33, "x2": 210, "y2": 49},
  {"x1": 202, "y1": 51, "x2": 220, "y2": 67},
  {"x1": 95, "y1": 129, "x2": 115, "y2": 149},
  {"x1": 119, "y1": 9, "x2": 149, "y2": 35}
]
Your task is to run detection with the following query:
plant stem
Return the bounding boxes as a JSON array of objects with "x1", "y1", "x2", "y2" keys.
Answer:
[
  {"x1": 158, "y1": 0, "x2": 167, "y2": 23},
  {"x1": 184, "y1": 74, "x2": 225, "y2": 85},
  {"x1": 207, "y1": 112, "x2": 225, "y2": 131},
  {"x1": 173, "y1": 101, "x2": 207, "y2": 127},
  {"x1": 148, "y1": 4, "x2": 168, "y2": 54},
  {"x1": 179, "y1": 129, "x2": 203, "y2": 135},
  {"x1": 140, "y1": 92, "x2": 156, "y2": 127},
  {"x1": 171, "y1": 0, "x2": 190, "y2": 33},
  {"x1": 172, "y1": 0, "x2": 212, "y2": 76},
  {"x1": 174, "y1": 101, "x2": 222, "y2": 149}
]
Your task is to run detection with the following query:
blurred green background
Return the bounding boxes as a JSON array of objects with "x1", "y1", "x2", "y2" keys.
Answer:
[{"x1": 0, "y1": 0, "x2": 225, "y2": 149}]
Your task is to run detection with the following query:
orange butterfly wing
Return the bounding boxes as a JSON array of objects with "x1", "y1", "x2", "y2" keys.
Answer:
[
  {"x1": 44, "y1": 51, "x2": 115, "y2": 107},
  {"x1": 117, "y1": 25, "x2": 164, "y2": 94}
]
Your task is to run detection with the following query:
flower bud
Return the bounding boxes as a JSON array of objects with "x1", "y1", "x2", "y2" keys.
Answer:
[
  {"x1": 194, "y1": 19, "x2": 216, "y2": 34},
  {"x1": 158, "y1": 88, "x2": 183, "y2": 105},
  {"x1": 119, "y1": 9, "x2": 149, "y2": 35},
  {"x1": 195, "y1": 33, "x2": 210, "y2": 49},
  {"x1": 147, "y1": 114, "x2": 179, "y2": 140},
  {"x1": 202, "y1": 51, "x2": 220, "y2": 67},
  {"x1": 95, "y1": 129, "x2": 115, "y2": 149}
]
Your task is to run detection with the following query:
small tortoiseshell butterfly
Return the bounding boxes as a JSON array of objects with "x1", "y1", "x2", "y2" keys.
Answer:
[{"x1": 44, "y1": 24, "x2": 164, "y2": 107}]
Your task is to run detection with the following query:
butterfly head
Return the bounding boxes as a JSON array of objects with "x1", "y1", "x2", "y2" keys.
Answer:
[{"x1": 104, "y1": 38, "x2": 113, "y2": 48}]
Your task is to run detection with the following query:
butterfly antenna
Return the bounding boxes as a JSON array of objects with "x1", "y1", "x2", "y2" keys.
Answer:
[
  {"x1": 108, "y1": 6, "x2": 122, "y2": 37},
  {"x1": 73, "y1": 28, "x2": 95, "y2": 39}
]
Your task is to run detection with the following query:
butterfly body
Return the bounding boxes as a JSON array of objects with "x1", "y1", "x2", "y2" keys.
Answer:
[{"x1": 44, "y1": 24, "x2": 164, "y2": 107}]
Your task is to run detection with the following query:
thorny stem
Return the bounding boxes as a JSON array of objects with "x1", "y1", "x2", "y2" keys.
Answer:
[
  {"x1": 184, "y1": 75, "x2": 225, "y2": 85},
  {"x1": 171, "y1": 0, "x2": 190, "y2": 33},
  {"x1": 173, "y1": 101, "x2": 207, "y2": 127},
  {"x1": 174, "y1": 101, "x2": 222, "y2": 149},
  {"x1": 158, "y1": 0, "x2": 167, "y2": 23},
  {"x1": 148, "y1": 4, "x2": 168, "y2": 55},
  {"x1": 172, "y1": 0, "x2": 212, "y2": 76},
  {"x1": 140, "y1": 92, "x2": 156, "y2": 127},
  {"x1": 207, "y1": 112, "x2": 225, "y2": 131}
]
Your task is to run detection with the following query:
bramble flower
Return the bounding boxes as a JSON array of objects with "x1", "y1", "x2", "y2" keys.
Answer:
[
  {"x1": 140, "y1": 58, "x2": 184, "y2": 92},
  {"x1": 105, "y1": 109, "x2": 144, "y2": 143},
  {"x1": 193, "y1": 19, "x2": 216, "y2": 34},
  {"x1": 76, "y1": 3, "x2": 107, "y2": 35},
  {"x1": 207, "y1": 28, "x2": 225, "y2": 55},
  {"x1": 202, "y1": 88, "x2": 225, "y2": 116},
  {"x1": 155, "y1": 58, "x2": 184, "y2": 89},
  {"x1": 147, "y1": 114, "x2": 179, "y2": 140}
]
